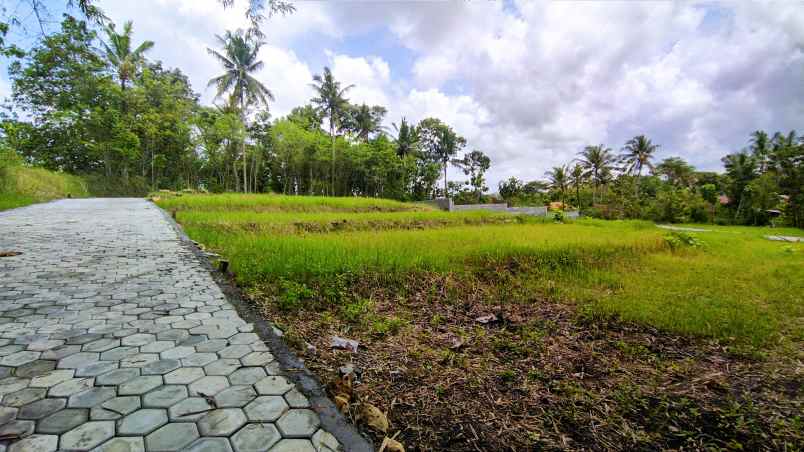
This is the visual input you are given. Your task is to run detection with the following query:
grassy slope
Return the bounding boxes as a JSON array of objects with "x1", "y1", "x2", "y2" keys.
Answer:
[{"x1": 0, "y1": 166, "x2": 88, "y2": 210}]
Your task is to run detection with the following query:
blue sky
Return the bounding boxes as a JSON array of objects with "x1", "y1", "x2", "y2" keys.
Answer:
[{"x1": 2, "y1": 0, "x2": 803, "y2": 188}]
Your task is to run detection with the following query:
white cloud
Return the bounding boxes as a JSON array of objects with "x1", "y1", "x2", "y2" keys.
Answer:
[{"x1": 46, "y1": 0, "x2": 804, "y2": 188}]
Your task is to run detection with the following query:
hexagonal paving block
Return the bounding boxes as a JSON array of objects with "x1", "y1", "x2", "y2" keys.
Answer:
[
  {"x1": 0, "y1": 377, "x2": 29, "y2": 395},
  {"x1": 254, "y1": 376, "x2": 294, "y2": 395},
  {"x1": 143, "y1": 385, "x2": 188, "y2": 408},
  {"x1": 118, "y1": 375, "x2": 162, "y2": 395},
  {"x1": 188, "y1": 376, "x2": 229, "y2": 397},
  {"x1": 37, "y1": 408, "x2": 88, "y2": 434},
  {"x1": 0, "y1": 419, "x2": 34, "y2": 438},
  {"x1": 203, "y1": 359, "x2": 240, "y2": 376},
  {"x1": 40, "y1": 344, "x2": 81, "y2": 360},
  {"x1": 140, "y1": 340, "x2": 175, "y2": 354},
  {"x1": 168, "y1": 397, "x2": 214, "y2": 421},
  {"x1": 217, "y1": 345, "x2": 251, "y2": 359},
  {"x1": 0, "y1": 406, "x2": 18, "y2": 424},
  {"x1": 276, "y1": 409, "x2": 321, "y2": 438},
  {"x1": 121, "y1": 333, "x2": 156, "y2": 347},
  {"x1": 68, "y1": 386, "x2": 116, "y2": 408},
  {"x1": 95, "y1": 367, "x2": 140, "y2": 386},
  {"x1": 284, "y1": 388, "x2": 312, "y2": 409},
  {"x1": 7, "y1": 434, "x2": 58, "y2": 452},
  {"x1": 75, "y1": 360, "x2": 118, "y2": 377},
  {"x1": 146, "y1": 422, "x2": 199, "y2": 451},
  {"x1": 184, "y1": 437, "x2": 234, "y2": 452},
  {"x1": 181, "y1": 353, "x2": 217, "y2": 367},
  {"x1": 47, "y1": 377, "x2": 94, "y2": 397},
  {"x1": 102, "y1": 396, "x2": 141, "y2": 416},
  {"x1": 214, "y1": 386, "x2": 257, "y2": 408},
  {"x1": 100, "y1": 346, "x2": 139, "y2": 361},
  {"x1": 117, "y1": 408, "x2": 168, "y2": 435},
  {"x1": 240, "y1": 351, "x2": 273, "y2": 367},
  {"x1": 270, "y1": 439, "x2": 317, "y2": 452},
  {"x1": 244, "y1": 396, "x2": 288, "y2": 422},
  {"x1": 229, "y1": 367, "x2": 266, "y2": 385},
  {"x1": 194, "y1": 339, "x2": 228, "y2": 353},
  {"x1": 311, "y1": 429, "x2": 340, "y2": 452},
  {"x1": 197, "y1": 408, "x2": 247, "y2": 436},
  {"x1": 1, "y1": 350, "x2": 41, "y2": 367},
  {"x1": 2, "y1": 387, "x2": 46, "y2": 407},
  {"x1": 120, "y1": 353, "x2": 159, "y2": 368},
  {"x1": 30, "y1": 369, "x2": 74, "y2": 388},
  {"x1": 159, "y1": 346, "x2": 196, "y2": 360},
  {"x1": 57, "y1": 352, "x2": 100, "y2": 369},
  {"x1": 163, "y1": 367, "x2": 205, "y2": 385},
  {"x1": 18, "y1": 397, "x2": 66, "y2": 420},
  {"x1": 16, "y1": 359, "x2": 57, "y2": 378},
  {"x1": 141, "y1": 359, "x2": 180, "y2": 376},
  {"x1": 92, "y1": 437, "x2": 145, "y2": 452},
  {"x1": 231, "y1": 423, "x2": 281, "y2": 451},
  {"x1": 228, "y1": 333, "x2": 260, "y2": 345},
  {"x1": 82, "y1": 338, "x2": 120, "y2": 353},
  {"x1": 60, "y1": 420, "x2": 115, "y2": 450}
]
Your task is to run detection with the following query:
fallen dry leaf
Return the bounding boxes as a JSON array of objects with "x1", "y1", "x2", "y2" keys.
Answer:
[
  {"x1": 334, "y1": 394, "x2": 350, "y2": 414},
  {"x1": 360, "y1": 403, "x2": 389, "y2": 433},
  {"x1": 379, "y1": 436, "x2": 405, "y2": 452},
  {"x1": 0, "y1": 251, "x2": 22, "y2": 257},
  {"x1": 474, "y1": 314, "x2": 498, "y2": 324}
]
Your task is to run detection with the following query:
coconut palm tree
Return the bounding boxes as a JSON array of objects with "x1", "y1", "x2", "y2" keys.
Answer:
[
  {"x1": 392, "y1": 117, "x2": 419, "y2": 158},
  {"x1": 310, "y1": 67, "x2": 353, "y2": 194},
  {"x1": 207, "y1": 29, "x2": 273, "y2": 193},
  {"x1": 750, "y1": 130, "x2": 770, "y2": 173},
  {"x1": 546, "y1": 165, "x2": 569, "y2": 207},
  {"x1": 620, "y1": 135, "x2": 659, "y2": 196},
  {"x1": 346, "y1": 103, "x2": 387, "y2": 142},
  {"x1": 102, "y1": 21, "x2": 154, "y2": 91},
  {"x1": 570, "y1": 164, "x2": 585, "y2": 209},
  {"x1": 577, "y1": 144, "x2": 614, "y2": 205}
]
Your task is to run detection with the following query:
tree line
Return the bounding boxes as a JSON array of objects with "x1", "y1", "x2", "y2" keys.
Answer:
[
  {"x1": 0, "y1": 12, "x2": 801, "y2": 227},
  {"x1": 499, "y1": 132, "x2": 803, "y2": 227},
  {"x1": 0, "y1": 15, "x2": 488, "y2": 201}
]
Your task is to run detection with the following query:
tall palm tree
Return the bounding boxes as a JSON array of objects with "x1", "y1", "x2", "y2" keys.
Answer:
[
  {"x1": 207, "y1": 29, "x2": 273, "y2": 193},
  {"x1": 750, "y1": 130, "x2": 770, "y2": 173},
  {"x1": 102, "y1": 21, "x2": 154, "y2": 91},
  {"x1": 620, "y1": 135, "x2": 659, "y2": 196},
  {"x1": 570, "y1": 164, "x2": 585, "y2": 209},
  {"x1": 577, "y1": 144, "x2": 614, "y2": 205},
  {"x1": 347, "y1": 103, "x2": 387, "y2": 142},
  {"x1": 545, "y1": 165, "x2": 569, "y2": 207},
  {"x1": 310, "y1": 67, "x2": 353, "y2": 194},
  {"x1": 392, "y1": 117, "x2": 419, "y2": 158}
]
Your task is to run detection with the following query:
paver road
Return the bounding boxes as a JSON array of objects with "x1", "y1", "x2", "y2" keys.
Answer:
[{"x1": 0, "y1": 199, "x2": 340, "y2": 452}]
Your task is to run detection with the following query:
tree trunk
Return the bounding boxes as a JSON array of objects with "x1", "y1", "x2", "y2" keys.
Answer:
[
  {"x1": 330, "y1": 115, "x2": 335, "y2": 196},
  {"x1": 241, "y1": 104, "x2": 248, "y2": 194},
  {"x1": 443, "y1": 161, "x2": 448, "y2": 198}
]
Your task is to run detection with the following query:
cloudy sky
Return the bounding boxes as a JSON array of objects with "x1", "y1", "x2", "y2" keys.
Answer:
[{"x1": 3, "y1": 0, "x2": 804, "y2": 187}]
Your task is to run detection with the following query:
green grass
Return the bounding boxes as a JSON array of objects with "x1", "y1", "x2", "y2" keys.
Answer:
[
  {"x1": 155, "y1": 192, "x2": 429, "y2": 213},
  {"x1": 176, "y1": 209, "x2": 542, "y2": 234},
  {"x1": 158, "y1": 193, "x2": 804, "y2": 347},
  {"x1": 0, "y1": 166, "x2": 88, "y2": 211}
]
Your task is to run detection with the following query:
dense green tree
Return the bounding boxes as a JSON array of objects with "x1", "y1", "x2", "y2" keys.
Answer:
[
  {"x1": 656, "y1": 157, "x2": 695, "y2": 188},
  {"x1": 453, "y1": 150, "x2": 491, "y2": 202},
  {"x1": 570, "y1": 163, "x2": 585, "y2": 209},
  {"x1": 345, "y1": 103, "x2": 387, "y2": 142},
  {"x1": 418, "y1": 117, "x2": 466, "y2": 197},
  {"x1": 722, "y1": 152, "x2": 758, "y2": 221}
]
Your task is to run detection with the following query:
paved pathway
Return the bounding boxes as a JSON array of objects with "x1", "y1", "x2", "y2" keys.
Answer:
[{"x1": 0, "y1": 199, "x2": 340, "y2": 452}]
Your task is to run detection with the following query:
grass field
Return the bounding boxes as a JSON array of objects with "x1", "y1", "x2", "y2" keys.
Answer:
[
  {"x1": 157, "y1": 193, "x2": 803, "y2": 450},
  {"x1": 0, "y1": 166, "x2": 88, "y2": 210}
]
